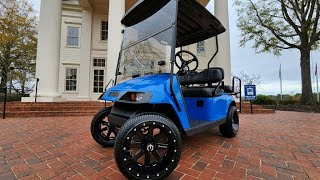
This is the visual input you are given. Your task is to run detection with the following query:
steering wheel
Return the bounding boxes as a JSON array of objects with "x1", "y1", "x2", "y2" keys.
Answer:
[{"x1": 175, "y1": 50, "x2": 199, "y2": 72}]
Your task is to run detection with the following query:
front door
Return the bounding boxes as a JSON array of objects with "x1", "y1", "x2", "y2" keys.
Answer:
[{"x1": 91, "y1": 58, "x2": 106, "y2": 100}]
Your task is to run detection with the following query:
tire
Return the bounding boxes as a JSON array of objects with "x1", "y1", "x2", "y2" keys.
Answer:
[
  {"x1": 219, "y1": 106, "x2": 239, "y2": 138},
  {"x1": 90, "y1": 107, "x2": 116, "y2": 147},
  {"x1": 114, "y1": 113, "x2": 182, "y2": 180}
]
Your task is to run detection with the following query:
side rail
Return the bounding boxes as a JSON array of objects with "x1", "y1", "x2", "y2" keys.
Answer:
[
  {"x1": 2, "y1": 78, "x2": 39, "y2": 119},
  {"x1": 232, "y1": 76, "x2": 242, "y2": 113},
  {"x1": 105, "y1": 79, "x2": 115, "y2": 92},
  {"x1": 100, "y1": 79, "x2": 115, "y2": 107}
]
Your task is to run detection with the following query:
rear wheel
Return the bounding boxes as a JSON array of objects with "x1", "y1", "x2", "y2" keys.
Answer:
[
  {"x1": 91, "y1": 107, "x2": 116, "y2": 147},
  {"x1": 114, "y1": 114, "x2": 182, "y2": 180},
  {"x1": 219, "y1": 106, "x2": 239, "y2": 138}
]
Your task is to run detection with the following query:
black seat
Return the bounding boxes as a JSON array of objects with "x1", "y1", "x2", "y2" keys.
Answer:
[
  {"x1": 178, "y1": 68, "x2": 224, "y2": 86},
  {"x1": 178, "y1": 68, "x2": 225, "y2": 97},
  {"x1": 181, "y1": 86, "x2": 224, "y2": 97}
]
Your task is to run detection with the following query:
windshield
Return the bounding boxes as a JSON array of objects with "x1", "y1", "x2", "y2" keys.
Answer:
[{"x1": 116, "y1": 0, "x2": 177, "y2": 82}]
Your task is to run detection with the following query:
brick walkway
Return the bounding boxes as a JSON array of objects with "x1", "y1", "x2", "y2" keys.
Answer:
[{"x1": 0, "y1": 111, "x2": 319, "y2": 180}]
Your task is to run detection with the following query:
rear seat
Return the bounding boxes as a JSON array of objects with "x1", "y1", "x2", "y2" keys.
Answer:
[{"x1": 178, "y1": 68, "x2": 232, "y2": 97}]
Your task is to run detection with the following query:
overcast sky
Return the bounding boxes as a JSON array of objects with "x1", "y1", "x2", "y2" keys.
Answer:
[{"x1": 29, "y1": 0, "x2": 320, "y2": 95}]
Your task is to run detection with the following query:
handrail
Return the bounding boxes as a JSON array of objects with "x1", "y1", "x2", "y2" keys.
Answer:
[
  {"x1": 105, "y1": 79, "x2": 115, "y2": 91},
  {"x1": 30, "y1": 78, "x2": 40, "y2": 102},
  {"x1": 2, "y1": 78, "x2": 39, "y2": 119},
  {"x1": 2, "y1": 84, "x2": 12, "y2": 120},
  {"x1": 232, "y1": 76, "x2": 242, "y2": 113},
  {"x1": 102, "y1": 79, "x2": 115, "y2": 107},
  {"x1": 2, "y1": 86, "x2": 7, "y2": 119}
]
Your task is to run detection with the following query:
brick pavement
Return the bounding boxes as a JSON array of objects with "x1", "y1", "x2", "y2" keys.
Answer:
[{"x1": 0, "y1": 111, "x2": 319, "y2": 180}]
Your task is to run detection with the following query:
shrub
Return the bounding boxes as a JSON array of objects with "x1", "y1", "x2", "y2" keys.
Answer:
[
  {"x1": 0, "y1": 93, "x2": 29, "y2": 102},
  {"x1": 278, "y1": 100, "x2": 300, "y2": 105},
  {"x1": 254, "y1": 94, "x2": 276, "y2": 105}
]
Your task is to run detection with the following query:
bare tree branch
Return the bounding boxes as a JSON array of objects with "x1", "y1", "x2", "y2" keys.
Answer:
[
  {"x1": 279, "y1": 0, "x2": 302, "y2": 36},
  {"x1": 250, "y1": 0, "x2": 300, "y2": 48}
]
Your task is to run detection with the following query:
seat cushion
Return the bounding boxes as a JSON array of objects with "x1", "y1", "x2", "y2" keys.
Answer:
[
  {"x1": 181, "y1": 86, "x2": 224, "y2": 97},
  {"x1": 179, "y1": 68, "x2": 224, "y2": 86}
]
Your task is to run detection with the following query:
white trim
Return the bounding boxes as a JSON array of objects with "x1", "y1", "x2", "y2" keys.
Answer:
[{"x1": 64, "y1": 21, "x2": 82, "y2": 25}]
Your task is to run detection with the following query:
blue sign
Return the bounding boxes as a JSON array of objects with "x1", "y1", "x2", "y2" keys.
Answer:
[{"x1": 244, "y1": 85, "x2": 257, "y2": 100}]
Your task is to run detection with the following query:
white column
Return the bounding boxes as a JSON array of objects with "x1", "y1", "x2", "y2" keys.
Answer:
[
  {"x1": 215, "y1": 0, "x2": 231, "y2": 85},
  {"x1": 78, "y1": 9, "x2": 93, "y2": 101},
  {"x1": 106, "y1": 0, "x2": 125, "y2": 83},
  {"x1": 23, "y1": 0, "x2": 63, "y2": 102}
]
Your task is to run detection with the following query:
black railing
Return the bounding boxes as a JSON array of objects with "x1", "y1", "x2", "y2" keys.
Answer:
[
  {"x1": 103, "y1": 79, "x2": 115, "y2": 107},
  {"x1": 33, "y1": 78, "x2": 40, "y2": 103},
  {"x1": 2, "y1": 86, "x2": 7, "y2": 119},
  {"x1": 105, "y1": 79, "x2": 115, "y2": 92},
  {"x1": 232, "y1": 76, "x2": 242, "y2": 113},
  {"x1": 2, "y1": 78, "x2": 39, "y2": 119}
]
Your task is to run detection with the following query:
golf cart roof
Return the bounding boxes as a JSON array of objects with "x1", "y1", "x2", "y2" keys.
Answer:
[{"x1": 121, "y1": 0, "x2": 226, "y2": 47}]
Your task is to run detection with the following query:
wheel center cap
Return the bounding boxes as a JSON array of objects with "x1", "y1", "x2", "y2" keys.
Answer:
[{"x1": 146, "y1": 144, "x2": 154, "y2": 152}]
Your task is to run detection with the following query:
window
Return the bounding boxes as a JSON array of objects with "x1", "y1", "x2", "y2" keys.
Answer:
[
  {"x1": 65, "y1": 68, "x2": 78, "y2": 92},
  {"x1": 67, "y1": 26, "x2": 80, "y2": 47},
  {"x1": 93, "y1": 70, "x2": 104, "y2": 93},
  {"x1": 101, "y1": 21, "x2": 108, "y2": 41},
  {"x1": 197, "y1": 41, "x2": 205, "y2": 55},
  {"x1": 93, "y1": 58, "x2": 106, "y2": 67},
  {"x1": 93, "y1": 58, "x2": 106, "y2": 93}
]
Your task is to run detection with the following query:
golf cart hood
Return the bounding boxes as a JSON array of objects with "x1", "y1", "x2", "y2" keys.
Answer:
[
  {"x1": 121, "y1": 0, "x2": 226, "y2": 47},
  {"x1": 101, "y1": 74, "x2": 174, "y2": 102}
]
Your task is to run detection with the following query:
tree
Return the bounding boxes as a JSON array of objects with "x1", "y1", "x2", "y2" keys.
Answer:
[
  {"x1": 0, "y1": 0, "x2": 37, "y2": 93},
  {"x1": 237, "y1": 71, "x2": 261, "y2": 86},
  {"x1": 235, "y1": 0, "x2": 320, "y2": 104}
]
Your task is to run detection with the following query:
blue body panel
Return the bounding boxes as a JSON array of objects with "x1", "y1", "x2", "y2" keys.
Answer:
[
  {"x1": 101, "y1": 74, "x2": 191, "y2": 129},
  {"x1": 101, "y1": 73, "x2": 234, "y2": 131},
  {"x1": 184, "y1": 95, "x2": 234, "y2": 121}
]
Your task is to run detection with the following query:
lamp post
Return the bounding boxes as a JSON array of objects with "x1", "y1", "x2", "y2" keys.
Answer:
[{"x1": 9, "y1": 62, "x2": 15, "y2": 94}]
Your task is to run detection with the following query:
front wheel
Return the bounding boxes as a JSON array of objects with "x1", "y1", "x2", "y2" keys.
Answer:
[
  {"x1": 114, "y1": 114, "x2": 182, "y2": 180},
  {"x1": 219, "y1": 106, "x2": 239, "y2": 138},
  {"x1": 91, "y1": 107, "x2": 116, "y2": 147}
]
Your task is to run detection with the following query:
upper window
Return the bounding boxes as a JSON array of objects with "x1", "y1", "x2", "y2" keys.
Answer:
[
  {"x1": 65, "y1": 68, "x2": 78, "y2": 92},
  {"x1": 197, "y1": 41, "x2": 205, "y2": 55},
  {"x1": 101, "y1": 21, "x2": 108, "y2": 41},
  {"x1": 93, "y1": 58, "x2": 106, "y2": 67},
  {"x1": 67, "y1": 26, "x2": 80, "y2": 47}
]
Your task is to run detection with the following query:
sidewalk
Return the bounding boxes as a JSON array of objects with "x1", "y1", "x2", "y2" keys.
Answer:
[{"x1": 0, "y1": 111, "x2": 319, "y2": 179}]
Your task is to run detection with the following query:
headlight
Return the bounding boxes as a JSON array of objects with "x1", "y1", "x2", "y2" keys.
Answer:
[
  {"x1": 130, "y1": 93, "x2": 145, "y2": 102},
  {"x1": 135, "y1": 93, "x2": 145, "y2": 102},
  {"x1": 120, "y1": 92, "x2": 152, "y2": 103}
]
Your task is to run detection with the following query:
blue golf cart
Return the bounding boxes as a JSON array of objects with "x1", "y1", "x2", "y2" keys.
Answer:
[{"x1": 90, "y1": 0, "x2": 241, "y2": 179}]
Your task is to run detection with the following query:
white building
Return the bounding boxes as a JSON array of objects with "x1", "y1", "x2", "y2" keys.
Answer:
[{"x1": 23, "y1": 0, "x2": 231, "y2": 102}]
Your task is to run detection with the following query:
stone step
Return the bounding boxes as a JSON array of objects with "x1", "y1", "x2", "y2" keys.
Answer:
[
  {"x1": 0, "y1": 111, "x2": 97, "y2": 118},
  {"x1": 0, "y1": 106, "x2": 105, "y2": 112},
  {"x1": 241, "y1": 109, "x2": 275, "y2": 114},
  {"x1": 0, "y1": 101, "x2": 274, "y2": 118},
  {"x1": 0, "y1": 101, "x2": 106, "y2": 106}
]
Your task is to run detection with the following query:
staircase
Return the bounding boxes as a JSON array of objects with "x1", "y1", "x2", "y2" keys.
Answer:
[
  {"x1": 240, "y1": 102, "x2": 275, "y2": 114},
  {"x1": 0, "y1": 101, "x2": 110, "y2": 118},
  {"x1": 0, "y1": 101, "x2": 274, "y2": 118}
]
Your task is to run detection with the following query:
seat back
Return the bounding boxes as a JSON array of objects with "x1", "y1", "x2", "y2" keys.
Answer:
[{"x1": 179, "y1": 68, "x2": 224, "y2": 86}]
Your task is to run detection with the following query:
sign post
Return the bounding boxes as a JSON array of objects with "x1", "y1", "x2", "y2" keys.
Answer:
[{"x1": 244, "y1": 84, "x2": 257, "y2": 114}]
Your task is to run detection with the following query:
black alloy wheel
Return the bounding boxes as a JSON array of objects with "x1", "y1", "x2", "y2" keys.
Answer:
[
  {"x1": 114, "y1": 114, "x2": 182, "y2": 180},
  {"x1": 91, "y1": 107, "x2": 116, "y2": 147},
  {"x1": 219, "y1": 106, "x2": 239, "y2": 138}
]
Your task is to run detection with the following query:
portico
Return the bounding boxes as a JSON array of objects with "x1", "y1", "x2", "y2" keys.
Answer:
[{"x1": 22, "y1": 0, "x2": 231, "y2": 102}]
